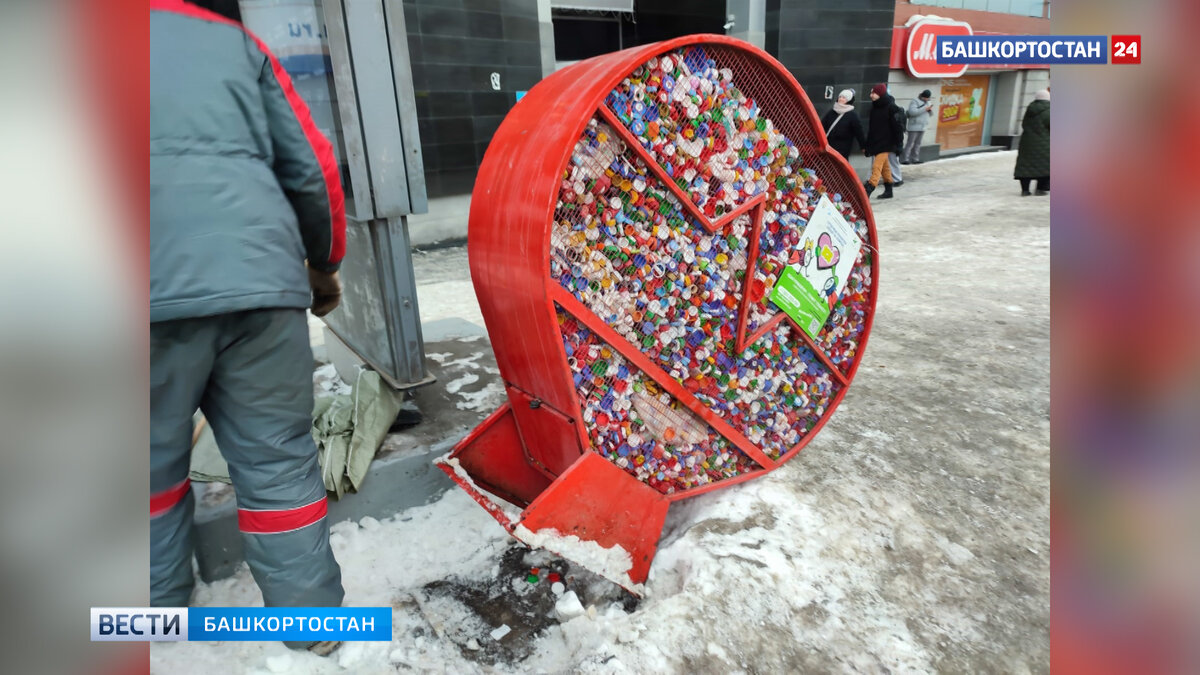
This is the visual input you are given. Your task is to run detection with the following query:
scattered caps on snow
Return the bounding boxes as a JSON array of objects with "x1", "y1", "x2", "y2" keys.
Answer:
[{"x1": 442, "y1": 453, "x2": 646, "y2": 595}]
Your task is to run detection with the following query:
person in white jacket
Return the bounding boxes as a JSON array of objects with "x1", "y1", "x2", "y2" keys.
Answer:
[{"x1": 902, "y1": 89, "x2": 935, "y2": 164}]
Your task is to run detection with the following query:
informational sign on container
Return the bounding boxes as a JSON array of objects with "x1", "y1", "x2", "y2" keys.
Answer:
[{"x1": 769, "y1": 194, "x2": 863, "y2": 338}]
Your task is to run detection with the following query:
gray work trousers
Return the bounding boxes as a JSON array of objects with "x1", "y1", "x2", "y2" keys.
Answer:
[
  {"x1": 150, "y1": 309, "x2": 343, "y2": 609},
  {"x1": 888, "y1": 151, "x2": 903, "y2": 182},
  {"x1": 903, "y1": 130, "x2": 925, "y2": 163}
]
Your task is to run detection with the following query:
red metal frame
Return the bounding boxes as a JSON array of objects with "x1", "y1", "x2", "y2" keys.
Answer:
[
  {"x1": 553, "y1": 286, "x2": 775, "y2": 471},
  {"x1": 440, "y1": 34, "x2": 880, "y2": 591}
]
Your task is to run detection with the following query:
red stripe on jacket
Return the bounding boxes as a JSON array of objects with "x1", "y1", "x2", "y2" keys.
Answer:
[
  {"x1": 150, "y1": 478, "x2": 191, "y2": 518},
  {"x1": 150, "y1": 0, "x2": 346, "y2": 267},
  {"x1": 238, "y1": 498, "x2": 329, "y2": 535}
]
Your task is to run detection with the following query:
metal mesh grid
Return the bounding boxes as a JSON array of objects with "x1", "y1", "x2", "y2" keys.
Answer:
[
  {"x1": 551, "y1": 116, "x2": 841, "y2": 461},
  {"x1": 548, "y1": 42, "x2": 873, "y2": 472},
  {"x1": 815, "y1": 247, "x2": 873, "y2": 372},
  {"x1": 550, "y1": 117, "x2": 748, "y2": 337},
  {"x1": 557, "y1": 309, "x2": 758, "y2": 494},
  {"x1": 605, "y1": 44, "x2": 875, "y2": 373}
]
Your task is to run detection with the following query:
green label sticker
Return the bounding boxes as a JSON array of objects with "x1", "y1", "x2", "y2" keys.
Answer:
[{"x1": 770, "y1": 267, "x2": 831, "y2": 337}]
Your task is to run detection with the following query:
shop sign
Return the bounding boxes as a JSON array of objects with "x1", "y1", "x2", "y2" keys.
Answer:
[{"x1": 906, "y1": 18, "x2": 973, "y2": 79}]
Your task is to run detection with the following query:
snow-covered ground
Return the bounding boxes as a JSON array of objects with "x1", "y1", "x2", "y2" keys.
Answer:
[
  {"x1": 154, "y1": 461, "x2": 999, "y2": 674},
  {"x1": 409, "y1": 248, "x2": 485, "y2": 331},
  {"x1": 152, "y1": 152, "x2": 1049, "y2": 673}
]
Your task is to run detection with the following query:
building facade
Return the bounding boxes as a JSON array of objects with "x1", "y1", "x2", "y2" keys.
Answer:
[
  {"x1": 401, "y1": 0, "x2": 1050, "y2": 199},
  {"x1": 886, "y1": 1, "x2": 1051, "y2": 157},
  {"x1": 207, "y1": 0, "x2": 1050, "y2": 240}
]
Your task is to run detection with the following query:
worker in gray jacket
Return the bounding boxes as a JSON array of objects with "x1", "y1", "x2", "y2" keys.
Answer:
[
  {"x1": 902, "y1": 89, "x2": 935, "y2": 164},
  {"x1": 149, "y1": 0, "x2": 346, "y2": 637}
]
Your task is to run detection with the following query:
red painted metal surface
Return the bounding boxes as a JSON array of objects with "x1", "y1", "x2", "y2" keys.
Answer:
[
  {"x1": 449, "y1": 402, "x2": 552, "y2": 507},
  {"x1": 519, "y1": 452, "x2": 671, "y2": 588},
  {"x1": 438, "y1": 34, "x2": 879, "y2": 591}
]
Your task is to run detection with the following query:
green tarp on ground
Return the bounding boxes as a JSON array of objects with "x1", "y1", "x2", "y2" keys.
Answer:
[{"x1": 189, "y1": 370, "x2": 404, "y2": 498}]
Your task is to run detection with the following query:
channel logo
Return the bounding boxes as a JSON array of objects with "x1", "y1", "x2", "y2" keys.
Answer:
[
  {"x1": 936, "y1": 35, "x2": 1109, "y2": 65},
  {"x1": 91, "y1": 608, "x2": 187, "y2": 642},
  {"x1": 91, "y1": 607, "x2": 391, "y2": 642}
]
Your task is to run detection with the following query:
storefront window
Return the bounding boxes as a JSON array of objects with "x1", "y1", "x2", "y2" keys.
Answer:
[
  {"x1": 238, "y1": 0, "x2": 358, "y2": 215},
  {"x1": 1012, "y1": 0, "x2": 1047, "y2": 17},
  {"x1": 911, "y1": 0, "x2": 1046, "y2": 17},
  {"x1": 936, "y1": 74, "x2": 991, "y2": 150}
]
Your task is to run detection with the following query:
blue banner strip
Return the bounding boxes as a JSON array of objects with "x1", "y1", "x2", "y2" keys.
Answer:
[
  {"x1": 936, "y1": 35, "x2": 1108, "y2": 65},
  {"x1": 278, "y1": 53, "x2": 333, "y2": 76},
  {"x1": 188, "y1": 607, "x2": 391, "y2": 642}
]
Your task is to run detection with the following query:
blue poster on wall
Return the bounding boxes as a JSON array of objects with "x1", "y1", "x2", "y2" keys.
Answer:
[{"x1": 240, "y1": 0, "x2": 332, "y2": 76}]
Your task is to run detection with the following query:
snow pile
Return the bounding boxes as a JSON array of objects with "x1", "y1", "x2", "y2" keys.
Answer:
[
  {"x1": 513, "y1": 524, "x2": 645, "y2": 596},
  {"x1": 150, "y1": 450, "x2": 993, "y2": 673},
  {"x1": 554, "y1": 591, "x2": 586, "y2": 622},
  {"x1": 436, "y1": 456, "x2": 522, "y2": 524},
  {"x1": 312, "y1": 363, "x2": 352, "y2": 396}
]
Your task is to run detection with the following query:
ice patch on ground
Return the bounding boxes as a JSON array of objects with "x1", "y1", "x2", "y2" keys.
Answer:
[
  {"x1": 455, "y1": 380, "x2": 506, "y2": 411},
  {"x1": 445, "y1": 372, "x2": 480, "y2": 394}
]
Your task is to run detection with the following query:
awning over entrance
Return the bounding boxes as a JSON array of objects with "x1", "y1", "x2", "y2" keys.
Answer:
[{"x1": 551, "y1": 0, "x2": 634, "y2": 13}]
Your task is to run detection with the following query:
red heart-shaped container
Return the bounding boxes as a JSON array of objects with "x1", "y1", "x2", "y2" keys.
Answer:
[{"x1": 437, "y1": 34, "x2": 878, "y2": 592}]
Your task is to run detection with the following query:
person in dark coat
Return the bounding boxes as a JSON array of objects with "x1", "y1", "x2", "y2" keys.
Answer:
[
  {"x1": 863, "y1": 83, "x2": 904, "y2": 199},
  {"x1": 1014, "y1": 89, "x2": 1050, "y2": 195},
  {"x1": 150, "y1": 0, "x2": 346, "y2": 649},
  {"x1": 822, "y1": 88, "x2": 867, "y2": 161}
]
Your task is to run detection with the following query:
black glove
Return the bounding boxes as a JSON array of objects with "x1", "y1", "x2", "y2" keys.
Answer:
[{"x1": 307, "y1": 265, "x2": 343, "y2": 317}]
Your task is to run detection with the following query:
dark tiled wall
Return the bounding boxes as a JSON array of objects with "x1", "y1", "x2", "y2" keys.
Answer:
[
  {"x1": 403, "y1": 0, "x2": 542, "y2": 197},
  {"x1": 765, "y1": 0, "x2": 781, "y2": 55},
  {"x1": 767, "y1": 0, "x2": 894, "y2": 134},
  {"x1": 552, "y1": 0, "x2": 723, "y2": 62},
  {"x1": 631, "y1": 0, "x2": 726, "y2": 43}
]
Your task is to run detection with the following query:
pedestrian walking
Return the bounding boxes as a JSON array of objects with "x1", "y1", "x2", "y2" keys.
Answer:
[
  {"x1": 822, "y1": 88, "x2": 867, "y2": 162},
  {"x1": 863, "y1": 84, "x2": 905, "y2": 199},
  {"x1": 150, "y1": 0, "x2": 346, "y2": 652},
  {"x1": 902, "y1": 89, "x2": 935, "y2": 164},
  {"x1": 1014, "y1": 89, "x2": 1050, "y2": 196}
]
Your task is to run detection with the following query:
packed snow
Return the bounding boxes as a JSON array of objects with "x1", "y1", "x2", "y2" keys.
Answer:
[{"x1": 152, "y1": 446, "x2": 1032, "y2": 673}]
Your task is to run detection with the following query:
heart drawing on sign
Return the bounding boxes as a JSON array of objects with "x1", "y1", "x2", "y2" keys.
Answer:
[
  {"x1": 441, "y1": 36, "x2": 880, "y2": 591},
  {"x1": 816, "y1": 232, "x2": 841, "y2": 270}
]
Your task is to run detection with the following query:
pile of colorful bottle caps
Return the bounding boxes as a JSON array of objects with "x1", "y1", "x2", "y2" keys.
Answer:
[
  {"x1": 816, "y1": 246, "x2": 872, "y2": 373},
  {"x1": 557, "y1": 311, "x2": 757, "y2": 493},
  {"x1": 605, "y1": 49, "x2": 803, "y2": 219},
  {"x1": 551, "y1": 119, "x2": 840, "y2": 461},
  {"x1": 606, "y1": 46, "x2": 872, "y2": 348},
  {"x1": 549, "y1": 46, "x2": 872, "y2": 482}
]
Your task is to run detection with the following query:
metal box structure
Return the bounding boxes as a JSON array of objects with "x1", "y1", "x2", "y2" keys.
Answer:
[
  {"x1": 438, "y1": 35, "x2": 879, "y2": 591},
  {"x1": 241, "y1": 0, "x2": 431, "y2": 390}
]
